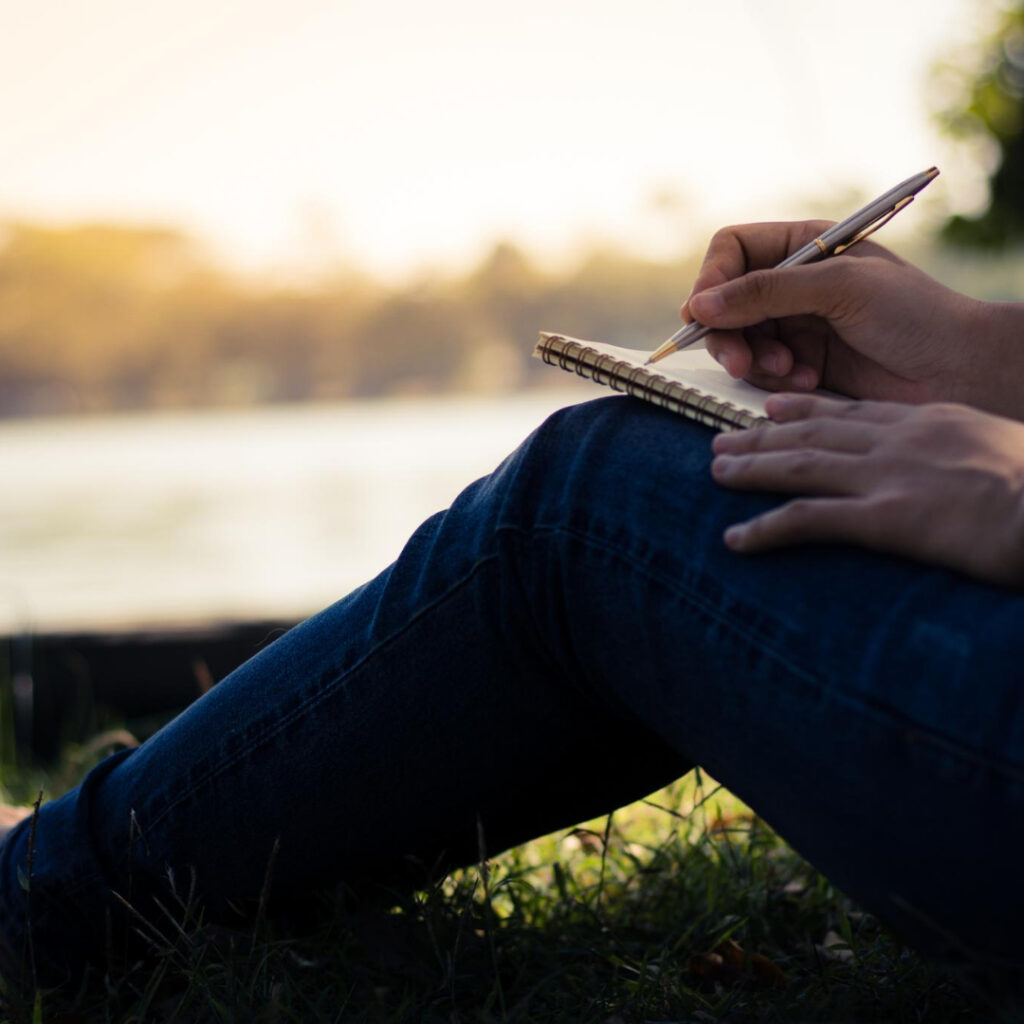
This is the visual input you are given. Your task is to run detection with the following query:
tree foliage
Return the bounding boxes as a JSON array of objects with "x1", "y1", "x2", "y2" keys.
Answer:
[
  {"x1": 0, "y1": 221, "x2": 699, "y2": 418},
  {"x1": 936, "y1": 1, "x2": 1024, "y2": 247}
]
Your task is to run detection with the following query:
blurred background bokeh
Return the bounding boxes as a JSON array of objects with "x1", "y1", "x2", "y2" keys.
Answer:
[{"x1": 3, "y1": 0, "x2": 1024, "y2": 644}]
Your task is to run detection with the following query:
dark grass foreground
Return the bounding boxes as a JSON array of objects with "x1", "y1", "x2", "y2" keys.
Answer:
[{"x1": 0, "y1": 771, "x2": 1007, "y2": 1024}]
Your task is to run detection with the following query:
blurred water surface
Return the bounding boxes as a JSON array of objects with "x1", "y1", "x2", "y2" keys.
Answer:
[{"x1": 0, "y1": 390, "x2": 587, "y2": 633}]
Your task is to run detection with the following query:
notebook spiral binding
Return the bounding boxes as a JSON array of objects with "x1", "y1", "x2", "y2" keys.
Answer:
[{"x1": 538, "y1": 333, "x2": 765, "y2": 432}]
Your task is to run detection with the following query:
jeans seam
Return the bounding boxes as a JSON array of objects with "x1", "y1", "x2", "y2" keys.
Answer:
[
  {"x1": 146, "y1": 550, "x2": 505, "y2": 832},
  {"x1": 515, "y1": 522, "x2": 1024, "y2": 783},
  {"x1": 505, "y1": 520, "x2": 820, "y2": 684},
  {"x1": 141, "y1": 516, "x2": 1024, "y2": 832}
]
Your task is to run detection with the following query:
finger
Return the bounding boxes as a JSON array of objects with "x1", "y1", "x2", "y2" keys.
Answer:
[
  {"x1": 723, "y1": 497, "x2": 873, "y2": 552},
  {"x1": 689, "y1": 221, "x2": 837, "y2": 301},
  {"x1": 689, "y1": 257, "x2": 885, "y2": 332},
  {"x1": 741, "y1": 362, "x2": 820, "y2": 393},
  {"x1": 689, "y1": 220, "x2": 904, "y2": 305},
  {"x1": 704, "y1": 333, "x2": 754, "y2": 378},
  {"x1": 765, "y1": 392, "x2": 912, "y2": 425},
  {"x1": 713, "y1": 324, "x2": 816, "y2": 389},
  {"x1": 747, "y1": 334, "x2": 794, "y2": 378},
  {"x1": 711, "y1": 449, "x2": 867, "y2": 496},
  {"x1": 712, "y1": 416, "x2": 879, "y2": 456},
  {"x1": 720, "y1": 325, "x2": 815, "y2": 389}
]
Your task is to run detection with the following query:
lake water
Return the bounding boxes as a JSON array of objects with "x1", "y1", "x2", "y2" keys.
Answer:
[{"x1": 0, "y1": 388, "x2": 589, "y2": 633}]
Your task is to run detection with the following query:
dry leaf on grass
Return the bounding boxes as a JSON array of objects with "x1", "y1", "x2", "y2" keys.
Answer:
[{"x1": 687, "y1": 937, "x2": 786, "y2": 989}]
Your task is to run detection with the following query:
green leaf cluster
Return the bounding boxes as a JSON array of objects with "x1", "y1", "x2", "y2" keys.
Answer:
[{"x1": 935, "y1": 2, "x2": 1024, "y2": 247}]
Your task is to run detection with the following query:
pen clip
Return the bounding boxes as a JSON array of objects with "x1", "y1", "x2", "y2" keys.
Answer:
[{"x1": 831, "y1": 195, "x2": 915, "y2": 255}]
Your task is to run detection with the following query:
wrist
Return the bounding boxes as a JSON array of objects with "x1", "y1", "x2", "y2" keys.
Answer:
[{"x1": 959, "y1": 300, "x2": 1024, "y2": 422}]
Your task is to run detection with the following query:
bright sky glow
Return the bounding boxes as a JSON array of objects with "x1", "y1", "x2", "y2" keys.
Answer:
[{"x1": 0, "y1": 0, "x2": 980, "y2": 279}]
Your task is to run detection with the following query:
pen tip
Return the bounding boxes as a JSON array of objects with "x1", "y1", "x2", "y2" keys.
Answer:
[{"x1": 926, "y1": 166, "x2": 940, "y2": 179}]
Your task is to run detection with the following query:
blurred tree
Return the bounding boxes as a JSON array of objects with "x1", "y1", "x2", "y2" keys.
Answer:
[
  {"x1": 936, "y1": 1, "x2": 1024, "y2": 247},
  {"x1": 0, "y1": 218, "x2": 703, "y2": 417},
  {"x1": 0, "y1": 223, "x2": 213, "y2": 413}
]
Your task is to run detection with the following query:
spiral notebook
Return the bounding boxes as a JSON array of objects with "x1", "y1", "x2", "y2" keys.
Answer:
[{"x1": 534, "y1": 332, "x2": 770, "y2": 432}]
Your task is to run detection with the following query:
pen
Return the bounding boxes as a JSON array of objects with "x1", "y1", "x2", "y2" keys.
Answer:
[{"x1": 645, "y1": 166, "x2": 940, "y2": 366}]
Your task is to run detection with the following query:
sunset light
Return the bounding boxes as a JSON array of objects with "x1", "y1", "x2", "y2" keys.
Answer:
[{"x1": 0, "y1": 0, "x2": 977, "y2": 279}]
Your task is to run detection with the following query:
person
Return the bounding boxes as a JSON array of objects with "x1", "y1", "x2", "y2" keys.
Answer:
[{"x1": 2, "y1": 220, "x2": 1023, "y2": 992}]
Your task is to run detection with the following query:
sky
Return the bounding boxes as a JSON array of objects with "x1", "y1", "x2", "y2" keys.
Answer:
[{"x1": 0, "y1": 0, "x2": 986, "y2": 280}]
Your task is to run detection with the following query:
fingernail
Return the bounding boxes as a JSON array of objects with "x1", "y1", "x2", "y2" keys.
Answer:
[
  {"x1": 759, "y1": 353, "x2": 782, "y2": 375},
  {"x1": 691, "y1": 289, "x2": 725, "y2": 320},
  {"x1": 791, "y1": 368, "x2": 816, "y2": 389},
  {"x1": 724, "y1": 525, "x2": 745, "y2": 548},
  {"x1": 711, "y1": 455, "x2": 731, "y2": 476}
]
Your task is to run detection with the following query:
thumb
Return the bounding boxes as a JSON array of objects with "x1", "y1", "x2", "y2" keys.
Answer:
[{"x1": 689, "y1": 261, "x2": 862, "y2": 329}]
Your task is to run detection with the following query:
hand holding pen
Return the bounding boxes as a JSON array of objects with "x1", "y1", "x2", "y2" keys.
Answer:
[
  {"x1": 647, "y1": 168, "x2": 940, "y2": 366},
  {"x1": 633, "y1": 168, "x2": 1006, "y2": 409}
]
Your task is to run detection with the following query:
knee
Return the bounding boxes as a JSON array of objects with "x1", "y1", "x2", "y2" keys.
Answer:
[
  {"x1": 518, "y1": 395, "x2": 713, "y2": 482},
  {"x1": 491, "y1": 396, "x2": 718, "y2": 529}
]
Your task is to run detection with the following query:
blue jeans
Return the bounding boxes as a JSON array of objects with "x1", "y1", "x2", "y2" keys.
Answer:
[{"x1": 2, "y1": 397, "x2": 1023, "y2": 987}]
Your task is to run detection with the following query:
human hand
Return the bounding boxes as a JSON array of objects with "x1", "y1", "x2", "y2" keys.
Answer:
[
  {"x1": 683, "y1": 221, "x2": 1024, "y2": 419},
  {"x1": 710, "y1": 393, "x2": 1024, "y2": 587}
]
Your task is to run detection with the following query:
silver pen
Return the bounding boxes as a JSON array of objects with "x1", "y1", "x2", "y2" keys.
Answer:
[{"x1": 645, "y1": 166, "x2": 940, "y2": 366}]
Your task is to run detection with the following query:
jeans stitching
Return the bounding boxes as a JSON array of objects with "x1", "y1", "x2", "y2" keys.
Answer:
[
  {"x1": 142, "y1": 519, "x2": 1024, "y2": 833},
  {"x1": 522, "y1": 523, "x2": 1024, "y2": 782},
  {"x1": 145, "y1": 550, "x2": 505, "y2": 831}
]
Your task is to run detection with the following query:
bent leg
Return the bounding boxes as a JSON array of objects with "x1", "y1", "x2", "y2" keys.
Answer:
[{"x1": 2, "y1": 395, "x2": 1023, "y2": 985}]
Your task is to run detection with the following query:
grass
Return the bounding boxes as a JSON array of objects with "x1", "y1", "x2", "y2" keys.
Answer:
[{"x1": 0, "y1": 752, "x2": 1008, "y2": 1024}]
